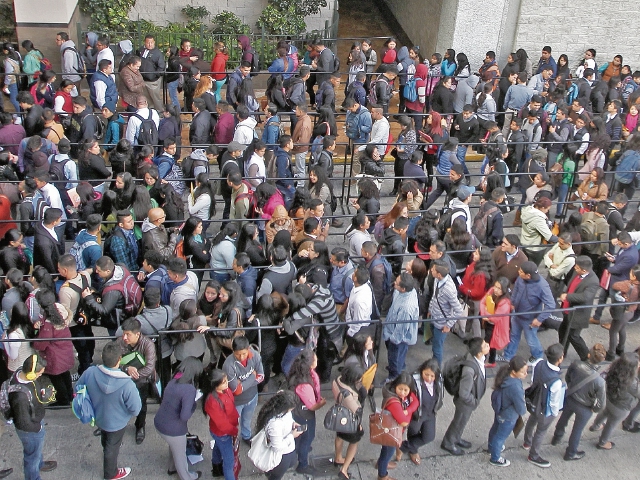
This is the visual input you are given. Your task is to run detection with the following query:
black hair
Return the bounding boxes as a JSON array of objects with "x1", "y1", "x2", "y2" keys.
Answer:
[
  {"x1": 494, "y1": 355, "x2": 527, "y2": 389},
  {"x1": 255, "y1": 390, "x2": 297, "y2": 432},
  {"x1": 287, "y1": 349, "x2": 315, "y2": 389},
  {"x1": 201, "y1": 368, "x2": 228, "y2": 416},
  {"x1": 8, "y1": 302, "x2": 34, "y2": 338},
  {"x1": 193, "y1": 172, "x2": 217, "y2": 218}
]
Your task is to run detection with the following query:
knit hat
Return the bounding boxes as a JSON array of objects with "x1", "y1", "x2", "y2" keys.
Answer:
[
  {"x1": 520, "y1": 261, "x2": 540, "y2": 281},
  {"x1": 227, "y1": 141, "x2": 246, "y2": 153},
  {"x1": 102, "y1": 100, "x2": 117, "y2": 114},
  {"x1": 57, "y1": 138, "x2": 71, "y2": 154},
  {"x1": 457, "y1": 184, "x2": 475, "y2": 201},
  {"x1": 451, "y1": 164, "x2": 464, "y2": 176},
  {"x1": 118, "y1": 40, "x2": 133, "y2": 54}
]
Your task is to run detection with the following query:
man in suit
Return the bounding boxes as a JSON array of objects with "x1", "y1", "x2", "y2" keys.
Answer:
[
  {"x1": 492, "y1": 234, "x2": 528, "y2": 285},
  {"x1": 441, "y1": 337, "x2": 489, "y2": 455},
  {"x1": 558, "y1": 256, "x2": 600, "y2": 361}
]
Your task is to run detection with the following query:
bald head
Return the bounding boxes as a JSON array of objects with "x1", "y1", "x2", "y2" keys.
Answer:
[
  {"x1": 136, "y1": 95, "x2": 148, "y2": 107},
  {"x1": 148, "y1": 207, "x2": 166, "y2": 225}
]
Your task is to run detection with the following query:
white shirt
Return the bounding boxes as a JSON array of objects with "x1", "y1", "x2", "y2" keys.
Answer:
[
  {"x1": 43, "y1": 223, "x2": 58, "y2": 241},
  {"x1": 365, "y1": 116, "x2": 390, "y2": 155},
  {"x1": 474, "y1": 355, "x2": 486, "y2": 380},
  {"x1": 96, "y1": 48, "x2": 116, "y2": 81},
  {"x1": 530, "y1": 359, "x2": 565, "y2": 416},
  {"x1": 345, "y1": 283, "x2": 373, "y2": 337},
  {"x1": 125, "y1": 107, "x2": 160, "y2": 145}
]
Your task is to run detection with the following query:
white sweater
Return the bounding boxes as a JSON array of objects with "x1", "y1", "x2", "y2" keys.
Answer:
[{"x1": 265, "y1": 411, "x2": 296, "y2": 455}]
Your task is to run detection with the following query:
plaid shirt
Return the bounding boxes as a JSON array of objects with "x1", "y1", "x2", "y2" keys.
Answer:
[{"x1": 109, "y1": 228, "x2": 138, "y2": 272}]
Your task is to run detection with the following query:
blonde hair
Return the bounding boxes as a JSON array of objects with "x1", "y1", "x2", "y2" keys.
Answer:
[{"x1": 194, "y1": 75, "x2": 213, "y2": 97}]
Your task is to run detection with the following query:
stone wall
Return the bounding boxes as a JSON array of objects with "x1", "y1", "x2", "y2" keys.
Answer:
[
  {"x1": 129, "y1": 0, "x2": 336, "y2": 33},
  {"x1": 514, "y1": 0, "x2": 640, "y2": 72},
  {"x1": 380, "y1": 0, "x2": 445, "y2": 56}
]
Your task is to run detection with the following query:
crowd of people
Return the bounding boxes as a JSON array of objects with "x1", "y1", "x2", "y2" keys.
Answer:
[{"x1": 1, "y1": 30, "x2": 640, "y2": 480}]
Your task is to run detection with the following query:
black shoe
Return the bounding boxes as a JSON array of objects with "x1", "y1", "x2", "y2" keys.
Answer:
[
  {"x1": 296, "y1": 465, "x2": 323, "y2": 476},
  {"x1": 93, "y1": 427, "x2": 102, "y2": 437},
  {"x1": 527, "y1": 455, "x2": 551, "y2": 468},
  {"x1": 167, "y1": 470, "x2": 177, "y2": 475},
  {"x1": 440, "y1": 443, "x2": 464, "y2": 456},
  {"x1": 563, "y1": 451, "x2": 585, "y2": 461},
  {"x1": 135, "y1": 427, "x2": 145, "y2": 445},
  {"x1": 622, "y1": 422, "x2": 640, "y2": 433},
  {"x1": 605, "y1": 353, "x2": 616, "y2": 362},
  {"x1": 0, "y1": 468, "x2": 12, "y2": 479},
  {"x1": 551, "y1": 436, "x2": 562, "y2": 446},
  {"x1": 616, "y1": 346, "x2": 625, "y2": 356},
  {"x1": 211, "y1": 464, "x2": 224, "y2": 477},
  {"x1": 40, "y1": 461, "x2": 57, "y2": 472},
  {"x1": 456, "y1": 439, "x2": 472, "y2": 449}
]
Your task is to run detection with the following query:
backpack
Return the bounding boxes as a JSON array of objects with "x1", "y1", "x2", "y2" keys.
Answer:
[
  {"x1": 102, "y1": 228, "x2": 125, "y2": 263},
  {"x1": 565, "y1": 82, "x2": 579, "y2": 105},
  {"x1": 310, "y1": 135, "x2": 325, "y2": 163},
  {"x1": 442, "y1": 354, "x2": 477, "y2": 396},
  {"x1": 247, "y1": 48, "x2": 261, "y2": 73},
  {"x1": 367, "y1": 76, "x2": 384, "y2": 106},
  {"x1": 158, "y1": 157, "x2": 186, "y2": 196},
  {"x1": 622, "y1": 80, "x2": 638, "y2": 102},
  {"x1": 579, "y1": 216, "x2": 600, "y2": 252},
  {"x1": 471, "y1": 205, "x2": 499, "y2": 245},
  {"x1": 174, "y1": 238, "x2": 186, "y2": 260},
  {"x1": 369, "y1": 256, "x2": 394, "y2": 296},
  {"x1": 0, "y1": 373, "x2": 34, "y2": 421},
  {"x1": 330, "y1": 50, "x2": 340, "y2": 72},
  {"x1": 65, "y1": 274, "x2": 92, "y2": 326},
  {"x1": 69, "y1": 239, "x2": 99, "y2": 271},
  {"x1": 63, "y1": 46, "x2": 86, "y2": 77},
  {"x1": 134, "y1": 111, "x2": 159, "y2": 147},
  {"x1": 48, "y1": 157, "x2": 70, "y2": 187},
  {"x1": 85, "y1": 113, "x2": 105, "y2": 141},
  {"x1": 438, "y1": 207, "x2": 467, "y2": 239},
  {"x1": 101, "y1": 265, "x2": 143, "y2": 317},
  {"x1": 524, "y1": 376, "x2": 560, "y2": 416},
  {"x1": 234, "y1": 180, "x2": 257, "y2": 218},
  {"x1": 315, "y1": 83, "x2": 327, "y2": 110},
  {"x1": 72, "y1": 383, "x2": 96, "y2": 426},
  {"x1": 403, "y1": 76, "x2": 418, "y2": 103}
]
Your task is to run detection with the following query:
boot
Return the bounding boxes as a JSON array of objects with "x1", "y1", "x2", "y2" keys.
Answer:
[{"x1": 512, "y1": 209, "x2": 522, "y2": 227}]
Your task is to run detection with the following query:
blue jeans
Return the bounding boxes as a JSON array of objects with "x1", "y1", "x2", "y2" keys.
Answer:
[
  {"x1": 553, "y1": 395, "x2": 593, "y2": 456},
  {"x1": 456, "y1": 145, "x2": 470, "y2": 175},
  {"x1": 431, "y1": 324, "x2": 448, "y2": 366},
  {"x1": 503, "y1": 317, "x2": 543, "y2": 360},
  {"x1": 281, "y1": 344, "x2": 304, "y2": 376},
  {"x1": 7, "y1": 83, "x2": 19, "y2": 112},
  {"x1": 16, "y1": 423, "x2": 45, "y2": 480},
  {"x1": 556, "y1": 183, "x2": 569, "y2": 217},
  {"x1": 236, "y1": 394, "x2": 258, "y2": 440},
  {"x1": 210, "y1": 432, "x2": 235, "y2": 480},
  {"x1": 487, "y1": 414, "x2": 517, "y2": 461},
  {"x1": 387, "y1": 341, "x2": 409, "y2": 378},
  {"x1": 167, "y1": 79, "x2": 180, "y2": 108},
  {"x1": 292, "y1": 413, "x2": 316, "y2": 469},
  {"x1": 377, "y1": 445, "x2": 396, "y2": 477},
  {"x1": 214, "y1": 79, "x2": 227, "y2": 103}
]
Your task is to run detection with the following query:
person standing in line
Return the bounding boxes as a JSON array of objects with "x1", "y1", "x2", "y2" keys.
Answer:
[
  {"x1": 137, "y1": 34, "x2": 165, "y2": 111},
  {"x1": 78, "y1": 342, "x2": 141, "y2": 480},
  {"x1": 154, "y1": 357, "x2": 203, "y2": 480}
]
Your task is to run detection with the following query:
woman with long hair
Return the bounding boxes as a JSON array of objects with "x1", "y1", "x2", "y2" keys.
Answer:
[
  {"x1": 26, "y1": 266, "x2": 55, "y2": 323},
  {"x1": 108, "y1": 138, "x2": 135, "y2": 177},
  {"x1": 2, "y1": 43, "x2": 22, "y2": 111},
  {"x1": 397, "y1": 180, "x2": 423, "y2": 217},
  {"x1": 135, "y1": 145, "x2": 155, "y2": 179},
  {"x1": 294, "y1": 240, "x2": 330, "y2": 287},
  {"x1": 591, "y1": 352, "x2": 640, "y2": 450},
  {"x1": 157, "y1": 182, "x2": 185, "y2": 228},
  {"x1": 313, "y1": 106, "x2": 338, "y2": 139},
  {"x1": 54, "y1": 79, "x2": 75, "y2": 117},
  {"x1": 170, "y1": 299, "x2": 207, "y2": 369},
  {"x1": 576, "y1": 167, "x2": 608, "y2": 210},
  {"x1": 21, "y1": 40, "x2": 44, "y2": 84},
  {"x1": 199, "y1": 280, "x2": 222, "y2": 326},
  {"x1": 188, "y1": 172, "x2": 217, "y2": 233},
  {"x1": 307, "y1": 165, "x2": 334, "y2": 217},
  {"x1": 254, "y1": 390, "x2": 300, "y2": 480},
  {"x1": 412, "y1": 210, "x2": 440, "y2": 258},
  {"x1": 194, "y1": 75, "x2": 217, "y2": 114},
  {"x1": 181, "y1": 216, "x2": 211, "y2": 285},
  {"x1": 268, "y1": 46, "x2": 295, "y2": 81},
  {"x1": 287, "y1": 350, "x2": 326, "y2": 476},
  {"x1": 113, "y1": 172, "x2": 135, "y2": 210},
  {"x1": 422, "y1": 110, "x2": 449, "y2": 180},
  {"x1": 440, "y1": 49, "x2": 456, "y2": 76},
  {"x1": 556, "y1": 54, "x2": 570, "y2": 85},
  {"x1": 406, "y1": 257, "x2": 428, "y2": 317},
  {"x1": 460, "y1": 246, "x2": 494, "y2": 304},
  {"x1": 453, "y1": 52, "x2": 470, "y2": 81},
  {"x1": 487, "y1": 356, "x2": 527, "y2": 466},
  {"x1": 266, "y1": 74, "x2": 288, "y2": 112},
  {"x1": 400, "y1": 358, "x2": 444, "y2": 465},
  {"x1": 32, "y1": 289, "x2": 74, "y2": 405},
  {"x1": 0, "y1": 229, "x2": 30, "y2": 275},
  {"x1": 332, "y1": 364, "x2": 365, "y2": 479},
  {"x1": 158, "y1": 103, "x2": 182, "y2": 157},
  {"x1": 100, "y1": 190, "x2": 118, "y2": 236},
  {"x1": 154, "y1": 357, "x2": 204, "y2": 479},
  {"x1": 75, "y1": 181, "x2": 103, "y2": 224},
  {"x1": 480, "y1": 277, "x2": 512, "y2": 366},
  {"x1": 391, "y1": 116, "x2": 418, "y2": 195},
  {"x1": 210, "y1": 42, "x2": 229, "y2": 102},
  {"x1": 579, "y1": 117, "x2": 611, "y2": 180},
  {"x1": 78, "y1": 139, "x2": 111, "y2": 194},
  {"x1": 1, "y1": 302, "x2": 36, "y2": 373},
  {"x1": 236, "y1": 223, "x2": 268, "y2": 267},
  {"x1": 515, "y1": 48, "x2": 532, "y2": 79},
  {"x1": 131, "y1": 185, "x2": 155, "y2": 240},
  {"x1": 344, "y1": 332, "x2": 376, "y2": 373},
  {"x1": 353, "y1": 178, "x2": 380, "y2": 231},
  {"x1": 373, "y1": 202, "x2": 408, "y2": 243},
  {"x1": 607, "y1": 265, "x2": 640, "y2": 361},
  {"x1": 377, "y1": 372, "x2": 419, "y2": 478},
  {"x1": 444, "y1": 216, "x2": 477, "y2": 276},
  {"x1": 202, "y1": 368, "x2": 239, "y2": 480},
  {"x1": 30, "y1": 70, "x2": 56, "y2": 108},
  {"x1": 213, "y1": 281, "x2": 245, "y2": 359},
  {"x1": 210, "y1": 223, "x2": 238, "y2": 284}
]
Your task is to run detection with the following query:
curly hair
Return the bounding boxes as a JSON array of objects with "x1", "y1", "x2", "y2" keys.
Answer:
[
  {"x1": 606, "y1": 352, "x2": 639, "y2": 400},
  {"x1": 287, "y1": 349, "x2": 316, "y2": 389},
  {"x1": 255, "y1": 390, "x2": 297, "y2": 432}
]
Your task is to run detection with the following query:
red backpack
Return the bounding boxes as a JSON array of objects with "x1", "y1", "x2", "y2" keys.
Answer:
[
  {"x1": 234, "y1": 180, "x2": 257, "y2": 218},
  {"x1": 102, "y1": 265, "x2": 143, "y2": 317}
]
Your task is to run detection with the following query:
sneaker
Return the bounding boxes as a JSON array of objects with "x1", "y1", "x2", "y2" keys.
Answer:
[
  {"x1": 527, "y1": 455, "x2": 551, "y2": 468},
  {"x1": 489, "y1": 457, "x2": 510, "y2": 467},
  {"x1": 527, "y1": 356, "x2": 539, "y2": 366},
  {"x1": 109, "y1": 467, "x2": 131, "y2": 480},
  {"x1": 39, "y1": 461, "x2": 57, "y2": 472},
  {"x1": 495, "y1": 355, "x2": 509, "y2": 363},
  {"x1": 521, "y1": 443, "x2": 531, "y2": 451},
  {"x1": 484, "y1": 362, "x2": 497, "y2": 368},
  {"x1": 295, "y1": 465, "x2": 322, "y2": 476}
]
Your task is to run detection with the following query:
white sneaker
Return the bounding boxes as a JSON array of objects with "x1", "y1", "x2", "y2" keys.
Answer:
[
  {"x1": 109, "y1": 467, "x2": 131, "y2": 479},
  {"x1": 490, "y1": 457, "x2": 510, "y2": 467}
]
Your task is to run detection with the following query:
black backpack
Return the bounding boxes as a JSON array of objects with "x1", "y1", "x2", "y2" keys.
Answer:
[
  {"x1": 438, "y1": 207, "x2": 467, "y2": 239},
  {"x1": 134, "y1": 111, "x2": 158, "y2": 147},
  {"x1": 247, "y1": 48, "x2": 261, "y2": 74},
  {"x1": 48, "y1": 156, "x2": 70, "y2": 188},
  {"x1": 442, "y1": 355, "x2": 477, "y2": 396},
  {"x1": 65, "y1": 274, "x2": 92, "y2": 326}
]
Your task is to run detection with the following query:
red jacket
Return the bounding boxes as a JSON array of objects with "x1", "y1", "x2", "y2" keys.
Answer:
[
  {"x1": 384, "y1": 392, "x2": 418, "y2": 426},
  {"x1": 459, "y1": 262, "x2": 490, "y2": 301},
  {"x1": 32, "y1": 321, "x2": 74, "y2": 375},
  {"x1": 210, "y1": 53, "x2": 229, "y2": 81},
  {"x1": 479, "y1": 288, "x2": 511, "y2": 350},
  {"x1": 205, "y1": 388, "x2": 239, "y2": 437}
]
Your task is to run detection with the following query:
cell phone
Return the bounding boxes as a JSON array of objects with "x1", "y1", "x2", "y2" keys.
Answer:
[{"x1": 295, "y1": 424, "x2": 308, "y2": 432}]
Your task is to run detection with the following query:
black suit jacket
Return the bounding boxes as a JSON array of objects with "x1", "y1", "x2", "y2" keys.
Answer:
[
  {"x1": 33, "y1": 222, "x2": 60, "y2": 274},
  {"x1": 565, "y1": 270, "x2": 600, "y2": 329}
]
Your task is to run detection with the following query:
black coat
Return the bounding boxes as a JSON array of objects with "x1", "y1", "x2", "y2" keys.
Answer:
[
  {"x1": 431, "y1": 84, "x2": 454, "y2": 114},
  {"x1": 184, "y1": 235, "x2": 211, "y2": 269},
  {"x1": 33, "y1": 222, "x2": 60, "y2": 274},
  {"x1": 23, "y1": 105, "x2": 45, "y2": 137},
  {"x1": 189, "y1": 110, "x2": 211, "y2": 146},
  {"x1": 0, "y1": 246, "x2": 30, "y2": 275},
  {"x1": 564, "y1": 270, "x2": 600, "y2": 329}
]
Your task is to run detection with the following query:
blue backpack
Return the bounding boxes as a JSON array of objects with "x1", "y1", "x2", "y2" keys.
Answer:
[
  {"x1": 565, "y1": 83, "x2": 579, "y2": 105},
  {"x1": 403, "y1": 77, "x2": 418, "y2": 103},
  {"x1": 72, "y1": 383, "x2": 96, "y2": 426}
]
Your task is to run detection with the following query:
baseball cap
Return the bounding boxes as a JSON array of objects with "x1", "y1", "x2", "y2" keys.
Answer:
[
  {"x1": 457, "y1": 185, "x2": 475, "y2": 201},
  {"x1": 227, "y1": 141, "x2": 246, "y2": 153}
]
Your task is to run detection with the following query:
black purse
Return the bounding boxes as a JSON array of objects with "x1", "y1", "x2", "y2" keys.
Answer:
[
  {"x1": 323, "y1": 389, "x2": 361, "y2": 434},
  {"x1": 186, "y1": 433, "x2": 204, "y2": 456}
]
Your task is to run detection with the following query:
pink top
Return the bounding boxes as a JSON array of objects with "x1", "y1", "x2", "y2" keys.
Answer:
[
  {"x1": 295, "y1": 369, "x2": 321, "y2": 409},
  {"x1": 626, "y1": 112, "x2": 638, "y2": 133}
]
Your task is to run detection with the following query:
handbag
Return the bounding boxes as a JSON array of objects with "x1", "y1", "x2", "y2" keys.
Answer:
[
  {"x1": 216, "y1": 308, "x2": 246, "y2": 350},
  {"x1": 324, "y1": 389, "x2": 361, "y2": 434},
  {"x1": 248, "y1": 428, "x2": 281, "y2": 472},
  {"x1": 186, "y1": 433, "x2": 204, "y2": 456},
  {"x1": 369, "y1": 399, "x2": 403, "y2": 447}
]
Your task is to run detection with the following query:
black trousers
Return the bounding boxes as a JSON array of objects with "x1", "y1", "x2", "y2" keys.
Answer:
[
  {"x1": 101, "y1": 427, "x2": 126, "y2": 480},
  {"x1": 70, "y1": 323, "x2": 95, "y2": 376},
  {"x1": 559, "y1": 315, "x2": 589, "y2": 361},
  {"x1": 401, "y1": 414, "x2": 436, "y2": 454},
  {"x1": 135, "y1": 382, "x2": 150, "y2": 429},
  {"x1": 48, "y1": 371, "x2": 73, "y2": 406}
]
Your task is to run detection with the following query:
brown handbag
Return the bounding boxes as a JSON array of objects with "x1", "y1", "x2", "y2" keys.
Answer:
[
  {"x1": 369, "y1": 398, "x2": 403, "y2": 447},
  {"x1": 215, "y1": 308, "x2": 245, "y2": 350}
]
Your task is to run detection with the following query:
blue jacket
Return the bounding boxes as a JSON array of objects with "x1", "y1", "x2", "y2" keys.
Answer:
[
  {"x1": 78, "y1": 364, "x2": 141, "y2": 432},
  {"x1": 90, "y1": 70, "x2": 118, "y2": 108},
  {"x1": 147, "y1": 265, "x2": 168, "y2": 297},
  {"x1": 268, "y1": 57, "x2": 295, "y2": 79},
  {"x1": 511, "y1": 275, "x2": 556, "y2": 323},
  {"x1": 436, "y1": 149, "x2": 457, "y2": 176},
  {"x1": 104, "y1": 114, "x2": 124, "y2": 151},
  {"x1": 383, "y1": 288, "x2": 420, "y2": 345},
  {"x1": 615, "y1": 150, "x2": 640, "y2": 184},
  {"x1": 75, "y1": 229, "x2": 102, "y2": 271},
  {"x1": 226, "y1": 69, "x2": 245, "y2": 107},
  {"x1": 262, "y1": 115, "x2": 281, "y2": 150},
  {"x1": 396, "y1": 46, "x2": 412, "y2": 85},
  {"x1": 609, "y1": 245, "x2": 639, "y2": 283},
  {"x1": 153, "y1": 152, "x2": 175, "y2": 178},
  {"x1": 494, "y1": 376, "x2": 527, "y2": 422},
  {"x1": 346, "y1": 80, "x2": 367, "y2": 107},
  {"x1": 274, "y1": 147, "x2": 294, "y2": 190},
  {"x1": 237, "y1": 265, "x2": 258, "y2": 308},
  {"x1": 345, "y1": 105, "x2": 372, "y2": 144}
]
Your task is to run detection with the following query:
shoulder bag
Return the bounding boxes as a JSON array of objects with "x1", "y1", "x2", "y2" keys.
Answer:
[
  {"x1": 248, "y1": 428, "x2": 281, "y2": 472},
  {"x1": 369, "y1": 398, "x2": 403, "y2": 447},
  {"x1": 324, "y1": 388, "x2": 361, "y2": 434}
]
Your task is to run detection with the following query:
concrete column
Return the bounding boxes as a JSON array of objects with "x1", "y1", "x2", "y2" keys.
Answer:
[{"x1": 13, "y1": 0, "x2": 82, "y2": 73}]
